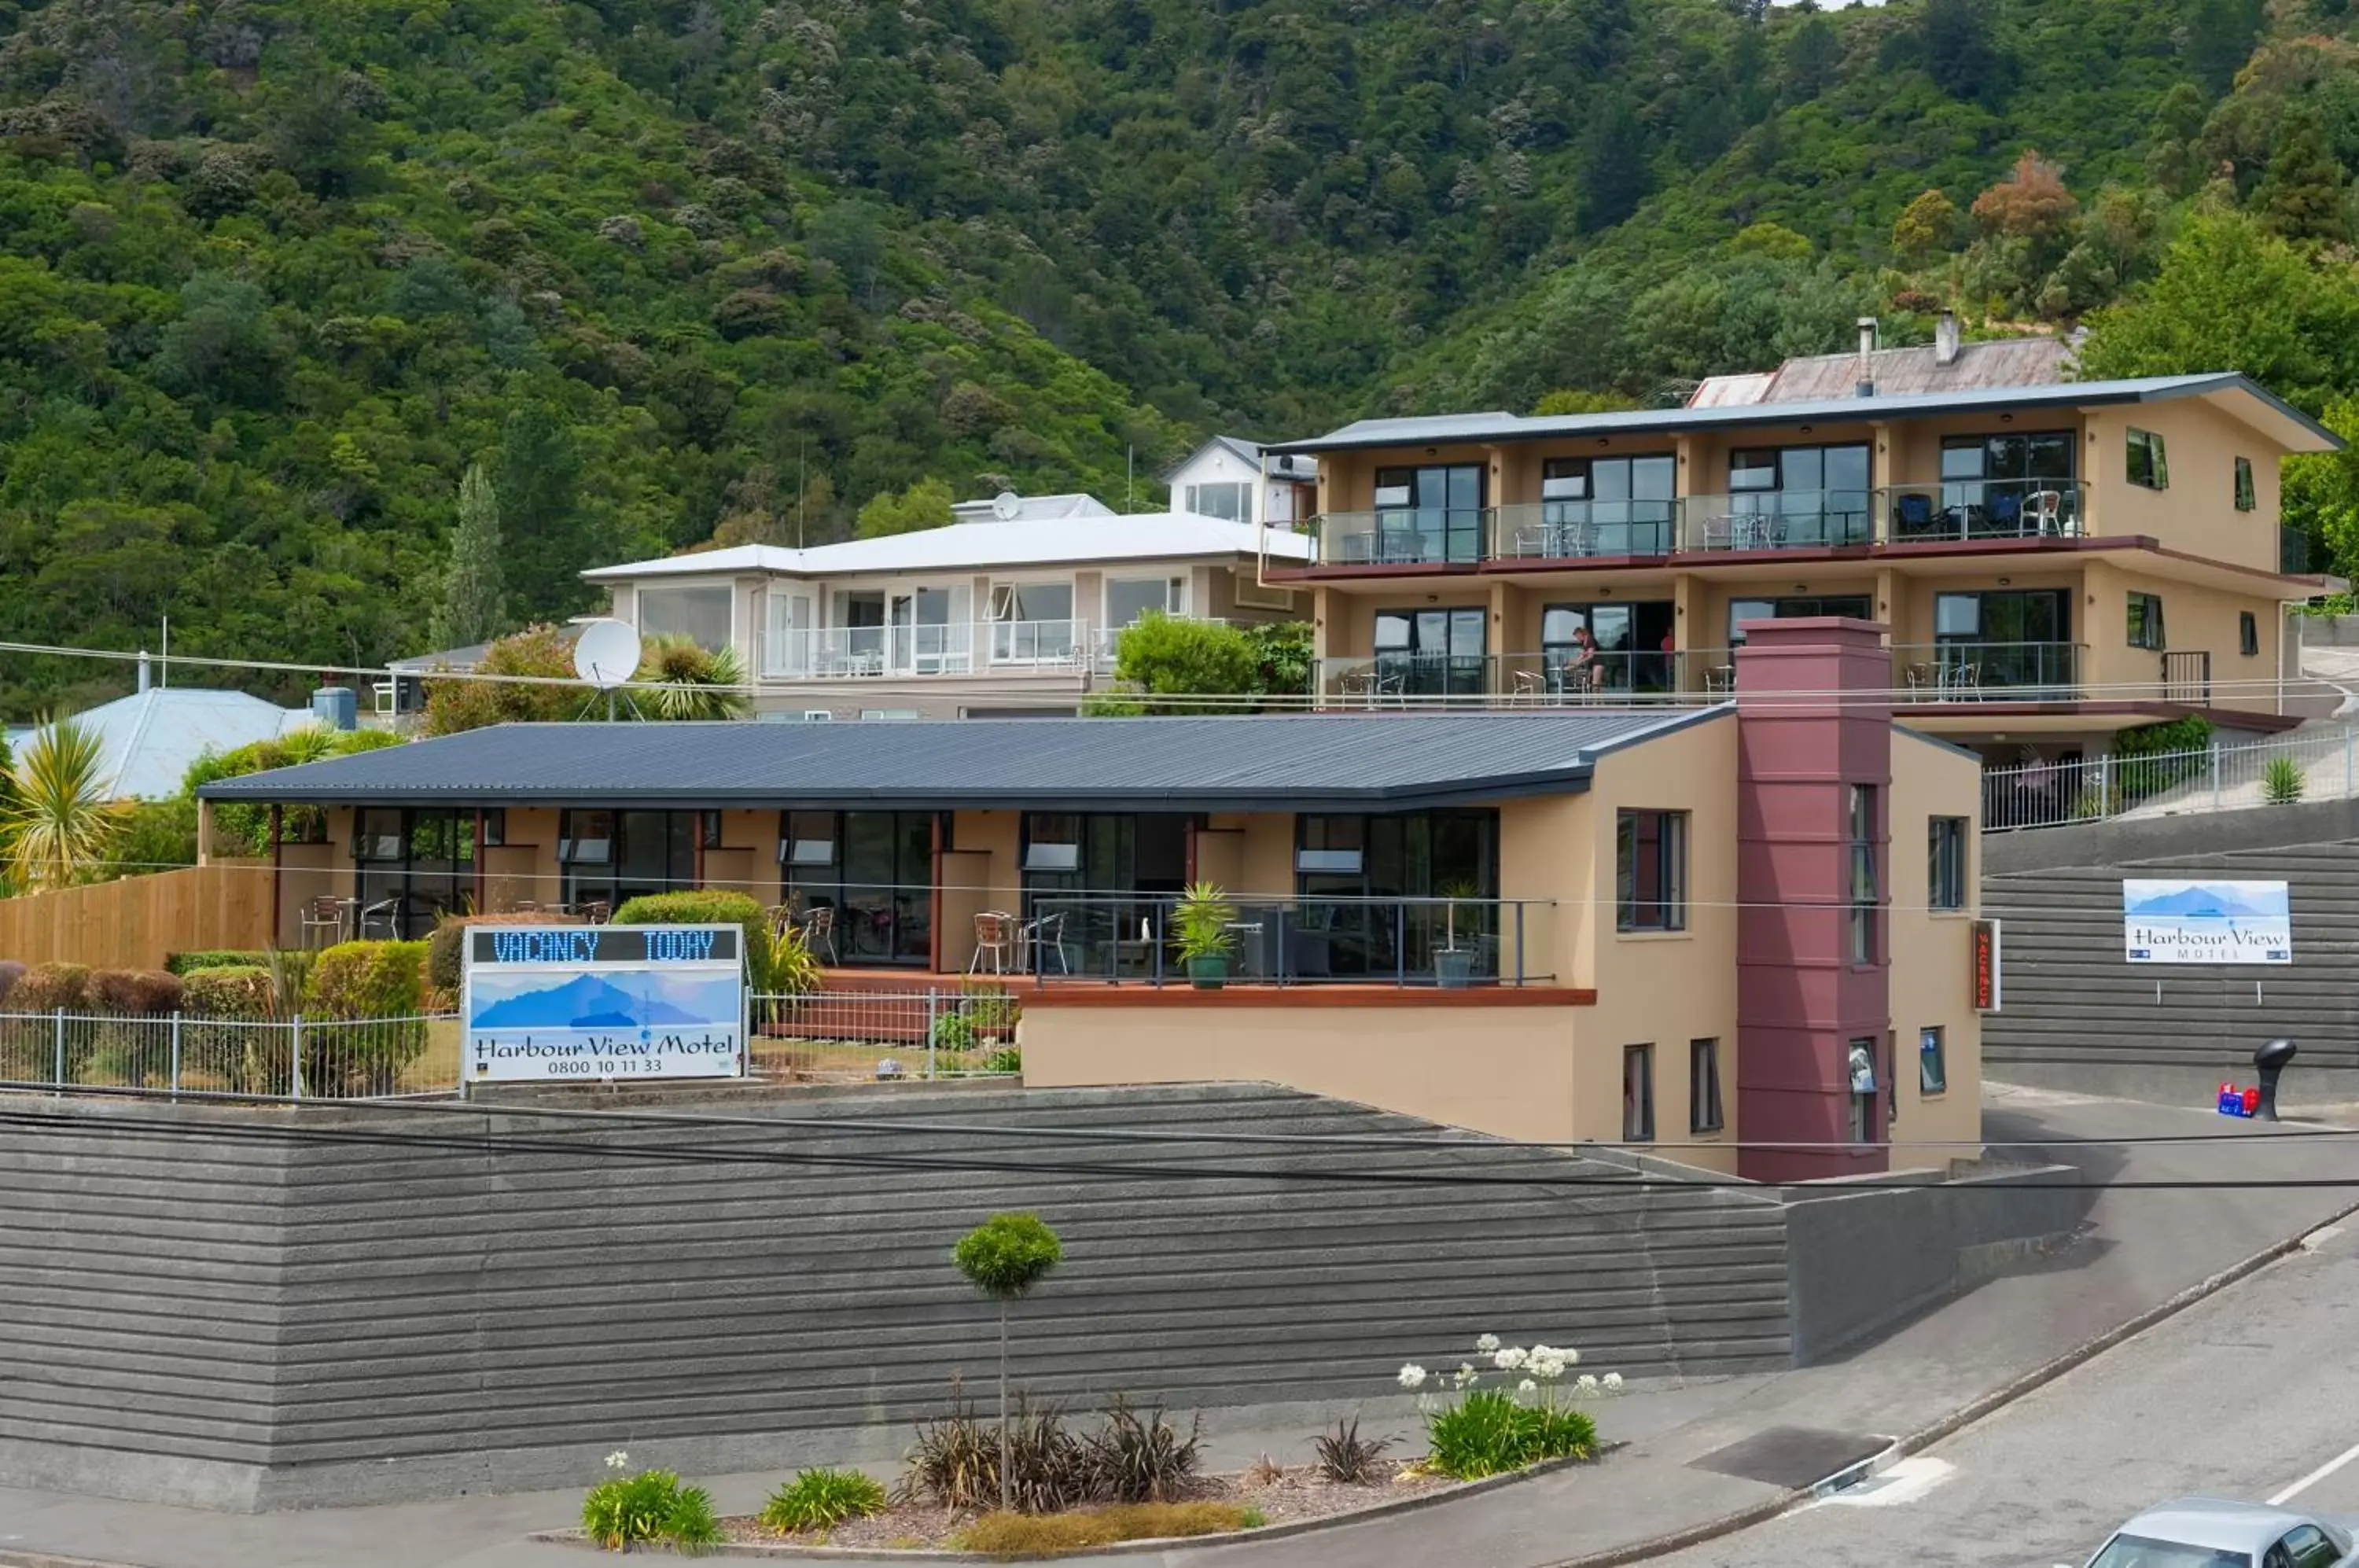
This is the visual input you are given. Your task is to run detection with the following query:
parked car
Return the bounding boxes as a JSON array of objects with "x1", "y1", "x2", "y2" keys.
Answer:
[{"x1": 2085, "y1": 1498, "x2": 2354, "y2": 1567}]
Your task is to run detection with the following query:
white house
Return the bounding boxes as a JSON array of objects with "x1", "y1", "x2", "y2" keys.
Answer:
[
  {"x1": 584, "y1": 499, "x2": 1313, "y2": 720},
  {"x1": 1162, "y1": 436, "x2": 1318, "y2": 528}
]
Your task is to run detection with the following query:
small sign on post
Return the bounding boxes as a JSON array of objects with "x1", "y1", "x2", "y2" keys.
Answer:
[
  {"x1": 461, "y1": 925, "x2": 747, "y2": 1084},
  {"x1": 1971, "y1": 918, "x2": 2002, "y2": 1013}
]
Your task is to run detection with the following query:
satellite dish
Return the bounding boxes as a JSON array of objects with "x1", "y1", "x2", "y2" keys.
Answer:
[
  {"x1": 572, "y1": 619, "x2": 643, "y2": 690},
  {"x1": 990, "y1": 490, "x2": 1023, "y2": 521}
]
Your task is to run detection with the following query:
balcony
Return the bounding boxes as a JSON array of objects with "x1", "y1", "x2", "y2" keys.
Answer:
[
  {"x1": 1306, "y1": 509, "x2": 1489, "y2": 567},
  {"x1": 760, "y1": 624, "x2": 974, "y2": 680},
  {"x1": 1892, "y1": 642, "x2": 2084, "y2": 703},
  {"x1": 1026, "y1": 893, "x2": 1556, "y2": 986},
  {"x1": 1678, "y1": 492, "x2": 1875, "y2": 552},
  {"x1": 1311, "y1": 650, "x2": 1724, "y2": 707},
  {"x1": 1881, "y1": 480, "x2": 2086, "y2": 543},
  {"x1": 1490, "y1": 502, "x2": 1677, "y2": 561},
  {"x1": 989, "y1": 617, "x2": 1089, "y2": 667}
]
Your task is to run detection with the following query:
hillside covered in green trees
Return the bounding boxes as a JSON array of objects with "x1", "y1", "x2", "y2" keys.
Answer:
[{"x1": 6, "y1": 0, "x2": 2359, "y2": 709}]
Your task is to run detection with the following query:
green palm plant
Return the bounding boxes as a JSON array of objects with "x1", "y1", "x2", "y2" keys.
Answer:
[
  {"x1": 1, "y1": 716, "x2": 126, "y2": 892},
  {"x1": 636, "y1": 635, "x2": 753, "y2": 720}
]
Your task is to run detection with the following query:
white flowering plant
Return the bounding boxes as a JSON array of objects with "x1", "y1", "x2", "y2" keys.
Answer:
[{"x1": 1396, "y1": 1334, "x2": 1620, "y2": 1481}]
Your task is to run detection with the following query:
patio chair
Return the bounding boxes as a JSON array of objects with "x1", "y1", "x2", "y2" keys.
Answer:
[
  {"x1": 1988, "y1": 491, "x2": 2024, "y2": 536},
  {"x1": 357, "y1": 896, "x2": 401, "y2": 941},
  {"x1": 1512, "y1": 521, "x2": 1550, "y2": 557},
  {"x1": 300, "y1": 895, "x2": 348, "y2": 949},
  {"x1": 1892, "y1": 492, "x2": 1934, "y2": 539},
  {"x1": 577, "y1": 899, "x2": 613, "y2": 926},
  {"x1": 969, "y1": 911, "x2": 1020, "y2": 975},
  {"x1": 803, "y1": 904, "x2": 839, "y2": 965},
  {"x1": 1021, "y1": 910, "x2": 1073, "y2": 976},
  {"x1": 1699, "y1": 515, "x2": 1735, "y2": 550},
  {"x1": 2025, "y1": 489, "x2": 2064, "y2": 535}
]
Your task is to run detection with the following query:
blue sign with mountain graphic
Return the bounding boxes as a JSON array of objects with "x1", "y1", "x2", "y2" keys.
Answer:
[
  {"x1": 2122, "y1": 880, "x2": 2291, "y2": 965},
  {"x1": 461, "y1": 924, "x2": 745, "y2": 1083}
]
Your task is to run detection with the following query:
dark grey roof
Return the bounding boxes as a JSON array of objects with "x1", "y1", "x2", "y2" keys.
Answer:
[
  {"x1": 1269, "y1": 374, "x2": 2342, "y2": 455},
  {"x1": 196, "y1": 710, "x2": 1725, "y2": 812}
]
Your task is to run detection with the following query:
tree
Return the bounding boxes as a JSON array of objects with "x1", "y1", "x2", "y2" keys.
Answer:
[
  {"x1": 1779, "y1": 14, "x2": 1841, "y2": 103},
  {"x1": 1575, "y1": 97, "x2": 1652, "y2": 232},
  {"x1": 1244, "y1": 621, "x2": 1314, "y2": 704},
  {"x1": 424, "y1": 625, "x2": 591, "y2": 735},
  {"x1": 1106, "y1": 614, "x2": 1263, "y2": 713},
  {"x1": 2187, "y1": 0, "x2": 2265, "y2": 97},
  {"x1": 855, "y1": 477, "x2": 955, "y2": 539},
  {"x1": 2254, "y1": 110, "x2": 2349, "y2": 244},
  {"x1": 1891, "y1": 189, "x2": 1963, "y2": 263},
  {"x1": 431, "y1": 464, "x2": 506, "y2": 652},
  {"x1": 2148, "y1": 83, "x2": 2213, "y2": 198},
  {"x1": 1533, "y1": 388, "x2": 1638, "y2": 416},
  {"x1": 635, "y1": 635, "x2": 753, "y2": 720},
  {"x1": 1920, "y1": 0, "x2": 2012, "y2": 105},
  {"x1": 951, "y1": 1213, "x2": 1062, "y2": 1513},
  {"x1": 493, "y1": 405, "x2": 588, "y2": 619},
  {"x1": 1971, "y1": 152, "x2": 2078, "y2": 242},
  {"x1": 2, "y1": 716, "x2": 124, "y2": 893}
]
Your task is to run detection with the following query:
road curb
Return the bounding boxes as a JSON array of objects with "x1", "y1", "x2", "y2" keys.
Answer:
[
  {"x1": 0, "y1": 1551, "x2": 154, "y2": 1568},
  {"x1": 1533, "y1": 1205, "x2": 2359, "y2": 1568}
]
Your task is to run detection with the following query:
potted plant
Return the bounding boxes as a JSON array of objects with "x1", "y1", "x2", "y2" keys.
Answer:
[
  {"x1": 1174, "y1": 882, "x2": 1238, "y2": 990},
  {"x1": 1434, "y1": 878, "x2": 1485, "y2": 989}
]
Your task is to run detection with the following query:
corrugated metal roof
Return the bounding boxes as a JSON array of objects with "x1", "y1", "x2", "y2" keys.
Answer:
[
  {"x1": 1759, "y1": 337, "x2": 2072, "y2": 402},
  {"x1": 197, "y1": 710, "x2": 1724, "y2": 812},
  {"x1": 583, "y1": 513, "x2": 1312, "y2": 583},
  {"x1": 37, "y1": 688, "x2": 316, "y2": 800},
  {"x1": 1273, "y1": 374, "x2": 2342, "y2": 455},
  {"x1": 1686, "y1": 372, "x2": 1776, "y2": 409}
]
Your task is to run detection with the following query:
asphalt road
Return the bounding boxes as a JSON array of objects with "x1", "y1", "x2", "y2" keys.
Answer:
[{"x1": 1655, "y1": 1220, "x2": 2359, "y2": 1568}]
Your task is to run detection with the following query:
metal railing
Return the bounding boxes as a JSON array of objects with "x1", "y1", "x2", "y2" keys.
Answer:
[
  {"x1": 1307, "y1": 510, "x2": 1489, "y2": 566},
  {"x1": 760, "y1": 624, "x2": 975, "y2": 679},
  {"x1": 1679, "y1": 491, "x2": 1875, "y2": 551},
  {"x1": 748, "y1": 988, "x2": 1021, "y2": 1080},
  {"x1": 1879, "y1": 480, "x2": 2086, "y2": 542},
  {"x1": 1982, "y1": 725, "x2": 2359, "y2": 831},
  {"x1": 1022, "y1": 894, "x2": 1555, "y2": 986},
  {"x1": 2161, "y1": 650, "x2": 2213, "y2": 705},
  {"x1": 1892, "y1": 642, "x2": 2084, "y2": 703},
  {"x1": 0, "y1": 1012, "x2": 461, "y2": 1099},
  {"x1": 1310, "y1": 650, "x2": 1734, "y2": 707},
  {"x1": 1491, "y1": 502, "x2": 1677, "y2": 560}
]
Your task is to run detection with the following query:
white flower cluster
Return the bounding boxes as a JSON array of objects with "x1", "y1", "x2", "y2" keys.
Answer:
[
  {"x1": 1404, "y1": 1335, "x2": 1624, "y2": 1402},
  {"x1": 605, "y1": 1450, "x2": 631, "y2": 1470},
  {"x1": 1398, "y1": 1363, "x2": 1428, "y2": 1389}
]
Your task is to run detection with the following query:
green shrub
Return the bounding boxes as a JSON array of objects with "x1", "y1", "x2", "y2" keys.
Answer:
[
  {"x1": 183, "y1": 966, "x2": 278, "y2": 1019},
  {"x1": 2111, "y1": 716, "x2": 2214, "y2": 797},
  {"x1": 612, "y1": 889, "x2": 775, "y2": 991},
  {"x1": 167, "y1": 950, "x2": 270, "y2": 976},
  {"x1": 955, "y1": 1501, "x2": 1255, "y2": 1556},
  {"x1": 929, "y1": 1009, "x2": 978, "y2": 1052},
  {"x1": 2265, "y1": 754, "x2": 2306, "y2": 805},
  {"x1": 580, "y1": 1468, "x2": 722, "y2": 1551},
  {"x1": 180, "y1": 966, "x2": 285, "y2": 1094},
  {"x1": 982, "y1": 1046, "x2": 1022, "y2": 1074},
  {"x1": 768, "y1": 922, "x2": 822, "y2": 995},
  {"x1": 760, "y1": 1467, "x2": 888, "y2": 1533},
  {"x1": 1424, "y1": 1389, "x2": 1597, "y2": 1480},
  {"x1": 304, "y1": 940, "x2": 429, "y2": 1019},
  {"x1": 108, "y1": 796, "x2": 199, "y2": 880}
]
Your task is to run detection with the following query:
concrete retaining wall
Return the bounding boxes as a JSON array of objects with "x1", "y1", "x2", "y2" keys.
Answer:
[{"x1": 0, "y1": 1084, "x2": 1798, "y2": 1511}]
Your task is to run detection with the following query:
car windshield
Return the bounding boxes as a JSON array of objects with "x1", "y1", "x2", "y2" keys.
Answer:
[{"x1": 2089, "y1": 1535, "x2": 2252, "y2": 1568}]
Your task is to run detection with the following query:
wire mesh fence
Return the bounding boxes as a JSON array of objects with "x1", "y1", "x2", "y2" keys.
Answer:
[
  {"x1": 1982, "y1": 727, "x2": 2359, "y2": 832},
  {"x1": 0, "y1": 1011, "x2": 462, "y2": 1099},
  {"x1": 749, "y1": 988, "x2": 1021, "y2": 1083}
]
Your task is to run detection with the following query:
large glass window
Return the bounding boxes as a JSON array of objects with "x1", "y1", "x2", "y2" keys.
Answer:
[
  {"x1": 1928, "y1": 817, "x2": 1967, "y2": 912},
  {"x1": 1540, "y1": 455, "x2": 1675, "y2": 554},
  {"x1": 1292, "y1": 811, "x2": 1498, "y2": 980},
  {"x1": 561, "y1": 808, "x2": 701, "y2": 909},
  {"x1": 1541, "y1": 601, "x2": 1676, "y2": 694},
  {"x1": 2236, "y1": 456, "x2": 2258, "y2": 512},
  {"x1": 352, "y1": 808, "x2": 477, "y2": 938},
  {"x1": 1847, "y1": 1037, "x2": 1879, "y2": 1143},
  {"x1": 2127, "y1": 591, "x2": 2167, "y2": 651},
  {"x1": 636, "y1": 584, "x2": 734, "y2": 652},
  {"x1": 1374, "y1": 606, "x2": 1487, "y2": 700},
  {"x1": 1104, "y1": 576, "x2": 1184, "y2": 632},
  {"x1": 1616, "y1": 809, "x2": 1687, "y2": 932},
  {"x1": 992, "y1": 582, "x2": 1076, "y2": 663},
  {"x1": 1927, "y1": 432, "x2": 2077, "y2": 538},
  {"x1": 1725, "y1": 594, "x2": 1871, "y2": 646},
  {"x1": 1690, "y1": 1039, "x2": 1724, "y2": 1134},
  {"x1": 1727, "y1": 444, "x2": 1871, "y2": 546},
  {"x1": 1623, "y1": 1044, "x2": 1655, "y2": 1142},
  {"x1": 1183, "y1": 482, "x2": 1249, "y2": 521},
  {"x1": 778, "y1": 810, "x2": 935, "y2": 965},
  {"x1": 1020, "y1": 813, "x2": 1191, "y2": 977},
  {"x1": 1919, "y1": 1026, "x2": 1948, "y2": 1096},
  {"x1": 1930, "y1": 590, "x2": 2073, "y2": 693},
  {"x1": 2127, "y1": 428, "x2": 2170, "y2": 491},
  {"x1": 1373, "y1": 462, "x2": 1486, "y2": 563}
]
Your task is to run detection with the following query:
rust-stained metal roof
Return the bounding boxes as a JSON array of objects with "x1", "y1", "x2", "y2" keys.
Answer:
[{"x1": 1692, "y1": 337, "x2": 2071, "y2": 407}]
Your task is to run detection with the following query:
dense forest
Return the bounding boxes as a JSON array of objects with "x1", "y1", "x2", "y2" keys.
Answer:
[{"x1": 6, "y1": 0, "x2": 2359, "y2": 709}]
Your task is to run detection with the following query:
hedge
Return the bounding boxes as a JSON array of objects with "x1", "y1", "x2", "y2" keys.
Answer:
[
  {"x1": 183, "y1": 966, "x2": 278, "y2": 1020},
  {"x1": 167, "y1": 950, "x2": 270, "y2": 976},
  {"x1": 0, "y1": 961, "x2": 22, "y2": 1007},
  {"x1": 90, "y1": 970, "x2": 184, "y2": 1017},
  {"x1": 304, "y1": 940, "x2": 430, "y2": 1020},
  {"x1": 10, "y1": 963, "x2": 91, "y2": 1014},
  {"x1": 612, "y1": 891, "x2": 775, "y2": 991}
]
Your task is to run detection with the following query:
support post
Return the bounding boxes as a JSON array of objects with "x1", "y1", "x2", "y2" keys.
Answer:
[
  {"x1": 52, "y1": 1008, "x2": 64, "y2": 1095},
  {"x1": 169, "y1": 1011, "x2": 182, "y2": 1100}
]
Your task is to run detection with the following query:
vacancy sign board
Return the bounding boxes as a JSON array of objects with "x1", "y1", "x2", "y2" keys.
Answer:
[
  {"x1": 2122, "y1": 880, "x2": 2292, "y2": 965},
  {"x1": 462, "y1": 925, "x2": 747, "y2": 1083}
]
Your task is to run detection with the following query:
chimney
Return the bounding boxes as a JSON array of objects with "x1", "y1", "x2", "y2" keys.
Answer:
[
  {"x1": 1935, "y1": 309, "x2": 1962, "y2": 368},
  {"x1": 1855, "y1": 316, "x2": 1879, "y2": 398},
  {"x1": 136, "y1": 650, "x2": 152, "y2": 694}
]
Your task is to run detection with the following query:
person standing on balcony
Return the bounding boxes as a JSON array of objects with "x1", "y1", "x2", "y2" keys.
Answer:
[{"x1": 1566, "y1": 624, "x2": 1603, "y2": 696}]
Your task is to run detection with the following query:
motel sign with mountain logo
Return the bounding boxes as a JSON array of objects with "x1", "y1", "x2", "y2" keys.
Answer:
[
  {"x1": 2122, "y1": 880, "x2": 2293, "y2": 965},
  {"x1": 460, "y1": 924, "x2": 748, "y2": 1083}
]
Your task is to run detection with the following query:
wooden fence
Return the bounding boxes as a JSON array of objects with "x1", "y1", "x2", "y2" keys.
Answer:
[{"x1": 0, "y1": 863, "x2": 274, "y2": 972}]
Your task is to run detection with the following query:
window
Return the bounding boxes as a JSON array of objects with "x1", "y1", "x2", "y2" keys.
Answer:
[
  {"x1": 1849, "y1": 785, "x2": 1878, "y2": 964},
  {"x1": 1541, "y1": 601, "x2": 1675, "y2": 695},
  {"x1": 1623, "y1": 1044, "x2": 1655, "y2": 1142},
  {"x1": 1616, "y1": 809, "x2": 1688, "y2": 933},
  {"x1": 1919, "y1": 1026, "x2": 1948, "y2": 1095},
  {"x1": 2235, "y1": 455, "x2": 2258, "y2": 512},
  {"x1": 1928, "y1": 817, "x2": 1967, "y2": 912},
  {"x1": 1021, "y1": 813, "x2": 1084, "y2": 873},
  {"x1": 1846, "y1": 1036, "x2": 1879, "y2": 1143},
  {"x1": 1726, "y1": 443, "x2": 1873, "y2": 545},
  {"x1": 558, "y1": 809, "x2": 616, "y2": 865},
  {"x1": 782, "y1": 810, "x2": 839, "y2": 868},
  {"x1": 2090, "y1": 1536, "x2": 2251, "y2": 1568},
  {"x1": 1105, "y1": 576, "x2": 1183, "y2": 630},
  {"x1": 1540, "y1": 455, "x2": 1676, "y2": 552},
  {"x1": 355, "y1": 808, "x2": 405, "y2": 863},
  {"x1": 2281, "y1": 1526, "x2": 2341, "y2": 1568},
  {"x1": 1373, "y1": 606, "x2": 1487, "y2": 699},
  {"x1": 1295, "y1": 815, "x2": 1367, "y2": 874},
  {"x1": 2126, "y1": 591, "x2": 2167, "y2": 651},
  {"x1": 635, "y1": 583, "x2": 734, "y2": 652},
  {"x1": 1183, "y1": 481, "x2": 1249, "y2": 522},
  {"x1": 1931, "y1": 589, "x2": 2073, "y2": 692},
  {"x1": 1927, "y1": 432, "x2": 2077, "y2": 538},
  {"x1": 1372, "y1": 462, "x2": 1486, "y2": 563},
  {"x1": 1726, "y1": 594, "x2": 1871, "y2": 646},
  {"x1": 992, "y1": 582, "x2": 1075, "y2": 663},
  {"x1": 480, "y1": 809, "x2": 506, "y2": 848},
  {"x1": 2242, "y1": 610, "x2": 2261, "y2": 657},
  {"x1": 2126, "y1": 428, "x2": 2169, "y2": 491},
  {"x1": 1689, "y1": 1039, "x2": 1723, "y2": 1133}
]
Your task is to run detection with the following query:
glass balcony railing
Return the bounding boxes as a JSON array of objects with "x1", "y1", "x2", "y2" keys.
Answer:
[
  {"x1": 1307, "y1": 509, "x2": 1491, "y2": 566},
  {"x1": 1881, "y1": 480, "x2": 2086, "y2": 542},
  {"x1": 1678, "y1": 491, "x2": 1875, "y2": 551},
  {"x1": 1491, "y1": 502, "x2": 1678, "y2": 561},
  {"x1": 1025, "y1": 893, "x2": 1556, "y2": 987},
  {"x1": 1892, "y1": 642, "x2": 2084, "y2": 702},
  {"x1": 1312, "y1": 652, "x2": 1495, "y2": 705},
  {"x1": 760, "y1": 624, "x2": 973, "y2": 679},
  {"x1": 990, "y1": 617, "x2": 1088, "y2": 665}
]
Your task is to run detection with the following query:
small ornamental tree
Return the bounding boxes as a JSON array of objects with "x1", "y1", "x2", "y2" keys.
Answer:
[{"x1": 953, "y1": 1213, "x2": 1063, "y2": 1511}]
